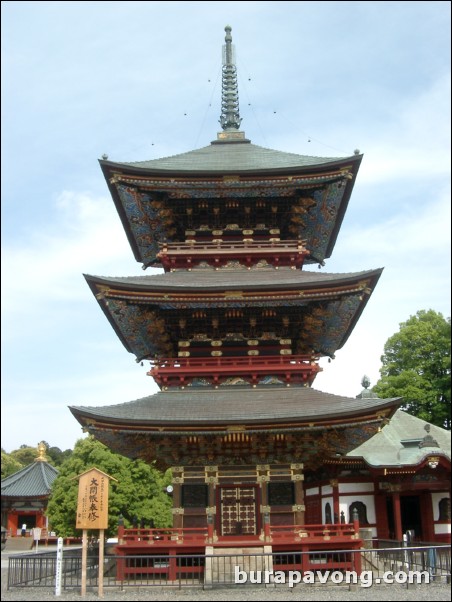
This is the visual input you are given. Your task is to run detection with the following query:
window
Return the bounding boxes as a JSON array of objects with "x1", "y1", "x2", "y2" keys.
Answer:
[
  {"x1": 268, "y1": 482, "x2": 295, "y2": 506},
  {"x1": 181, "y1": 484, "x2": 208, "y2": 508}
]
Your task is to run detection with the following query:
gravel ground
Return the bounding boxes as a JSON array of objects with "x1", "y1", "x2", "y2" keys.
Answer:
[{"x1": 2, "y1": 569, "x2": 451, "y2": 602}]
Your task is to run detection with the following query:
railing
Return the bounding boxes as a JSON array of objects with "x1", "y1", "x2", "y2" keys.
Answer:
[
  {"x1": 7, "y1": 546, "x2": 451, "y2": 590},
  {"x1": 119, "y1": 527, "x2": 209, "y2": 546},
  {"x1": 149, "y1": 355, "x2": 318, "y2": 369},
  {"x1": 148, "y1": 354, "x2": 321, "y2": 387},
  {"x1": 158, "y1": 240, "x2": 308, "y2": 253},
  {"x1": 118, "y1": 522, "x2": 358, "y2": 548},
  {"x1": 156, "y1": 239, "x2": 310, "y2": 269},
  {"x1": 270, "y1": 522, "x2": 360, "y2": 542}
]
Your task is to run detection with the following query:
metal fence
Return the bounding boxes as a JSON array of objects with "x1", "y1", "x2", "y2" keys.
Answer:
[{"x1": 7, "y1": 545, "x2": 451, "y2": 591}]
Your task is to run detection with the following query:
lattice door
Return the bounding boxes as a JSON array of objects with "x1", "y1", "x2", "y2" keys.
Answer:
[{"x1": 220, "y1": 487, "x2": 257, "y2": 535}]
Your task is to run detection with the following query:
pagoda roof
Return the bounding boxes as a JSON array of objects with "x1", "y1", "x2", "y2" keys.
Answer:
[
  {"x1": 1, "y1": 460, "x2": 58, "y2": 499},
  {"x1": 102, "y1": 142, "x2": 359, "y2": 175},
  {"x1": 347, "y1": 410, "x2": 451, "y2": 467},
  {"x1": 85, "y1": 267, "x2": 382, "y2": 360},
  {"x1": 99, "y1": 148, "x2": 362, "y2": 268},
  {"x1": 86, "y1": 267, "x2": 380, "y2": 293},
  {"x1": 69, "y1": 388, "x2": 400, "y2": 468},
  {"x1": 70, "y1": 387, "x2": 400, "y2": 429}
]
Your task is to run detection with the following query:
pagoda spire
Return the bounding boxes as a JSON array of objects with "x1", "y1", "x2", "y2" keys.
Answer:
[{"x1": 219, "y1": 25, "x2": 242, "y2": 131}]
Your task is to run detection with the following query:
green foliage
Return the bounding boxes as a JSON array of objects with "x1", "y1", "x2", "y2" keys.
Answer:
[
  {"x1": 374, "y1": 309, "x2": 451, "y2": 429},
  {"x1": 10, "y1": 446, "x2": 38, "y2": 466},
  {"x1": 1, "y1": 450, "x2": 24, "y2": 479},
  {"x1": 46, "y1": 436, "x2": 172, "y2": 537},
  {"x1": 46, "y1": 446, "x2": 73, "y2": 466}
]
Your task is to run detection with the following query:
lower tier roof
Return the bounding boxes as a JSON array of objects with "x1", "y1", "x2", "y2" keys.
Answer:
[
  {"x1": 70, "y1": 386, "x2": 400, "y2": 429},
  {"x1": 69, "y1": 387, "x2": 401, "y2": 469}
]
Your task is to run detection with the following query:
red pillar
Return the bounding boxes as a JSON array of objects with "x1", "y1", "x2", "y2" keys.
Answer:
[
  {"x1": 375, "y1": 494, "x2": 389, "y2": 539},
  {"x1": 331, "y1": 480, "x2": 339, "y2": 524},
  {"x1": 392, "y1": 492, "x2": 403, "y2": 541},
  {"x1": 420, "y1": 492, "x2": 435, "y2": 542},
  {"x1": 168, "y1": 548, "x2": 177, "y2": 581}
]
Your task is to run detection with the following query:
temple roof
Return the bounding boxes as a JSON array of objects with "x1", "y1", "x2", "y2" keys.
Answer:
[
  {"x1": 104, "y1": 143, "x2": 356, "y2": 174},
  {"x1": 1, "y1": 460, "x2": 58, "y2": 498},
  {"x1": 70, "y1": 387, "x2": 400, "y2": 429},
  {"x1": 347, "y1": 410, "x2": 451, "y2": 467},
  {"x1": 85, "y1": 267, "x2": 381, "y2": 293},
  {"x1": 99, "y1": 150, "x2": 362, "y2": 268},
  {"x1": 85, "y1": 267, "x2": 382, "y2": 361}
]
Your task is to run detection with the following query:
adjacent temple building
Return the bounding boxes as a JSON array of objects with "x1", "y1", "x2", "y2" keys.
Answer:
[{"x1": 70, "y1": 27, "x2": 450, "y2": 570}]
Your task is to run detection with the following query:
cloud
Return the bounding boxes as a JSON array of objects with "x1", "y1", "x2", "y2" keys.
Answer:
[{"x1": 1, "y1": 191, "x2": 142, "y2": 315}]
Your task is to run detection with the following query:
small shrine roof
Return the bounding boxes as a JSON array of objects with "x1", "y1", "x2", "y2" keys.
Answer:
[
  {"x1": 102, "y1": 142, "x2": 358, "y2": 175},
  {"x1": 347, "y1": 409, "x2": 451, "y2": 467},
  {"x1": 70, "y1": 387, "x2": 400, "y2": 429},
  {"x1": 1, "y1": 460, "x2": 58, "y2": 498}
]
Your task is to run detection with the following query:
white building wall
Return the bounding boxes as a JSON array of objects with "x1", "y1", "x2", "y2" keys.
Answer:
[
  {"x1": 339, "y1": 494, "x2": 376, "y2": 524},
  {"x1": 338, "y1": 482, "x2": 374, "y2": 494},
  {"x1": 434, "y1": 524, "x2": 451, "y2": 534}
]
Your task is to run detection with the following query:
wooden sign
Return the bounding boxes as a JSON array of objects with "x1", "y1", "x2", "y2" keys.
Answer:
[{"x1": 76, "y1": 468, "x2": 110, "y2": 530}]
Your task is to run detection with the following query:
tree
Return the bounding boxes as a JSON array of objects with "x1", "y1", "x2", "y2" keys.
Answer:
[
  {"x1": 1, "y1": 449, "x2": 24, "y2": 479},
  {"x1": 46, "y1": 436, "x2": 172, "y2": 537},
  {"x1": 10, "y1": 446, "x2": 38, "y2": 467},
  {"x1": 46, "y1": 446, "x2": 73, "y2": 466},
  {"x1": 374, "y1": 309, "x2": 451, "y2": 429}
]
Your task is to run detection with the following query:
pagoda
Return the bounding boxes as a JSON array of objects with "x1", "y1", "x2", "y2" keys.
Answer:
[{"x1": 69, "y1": 27, "x2": 449, "y2": 563}]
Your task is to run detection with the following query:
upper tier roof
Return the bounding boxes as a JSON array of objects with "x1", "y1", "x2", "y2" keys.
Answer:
[
  {"x1": 99, "y1": 147, "x2": 362, "y2": 268},
  {"x1": 104, "y1": 141, "x2": 357, "y2": 174}
]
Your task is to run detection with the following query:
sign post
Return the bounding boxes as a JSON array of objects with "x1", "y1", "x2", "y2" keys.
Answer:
[
  {"x1": 32, "y1": 527, "x2": 42, "y2": 553},
  {"x1": 75, "y1": 468, "x2": 116, "y2": 597},
  {"x1": 55, "y1": 537, "x2": 63, "y2": 596}
]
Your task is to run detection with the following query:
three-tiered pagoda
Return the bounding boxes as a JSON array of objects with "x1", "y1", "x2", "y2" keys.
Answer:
[{"x1": 70, "y1": 27, "x2": 450, "y2": 565}]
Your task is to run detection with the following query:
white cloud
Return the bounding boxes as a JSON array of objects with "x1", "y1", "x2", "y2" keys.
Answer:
[{"x1": 1, "y1": 191, "x2": 142, "y2": 314}]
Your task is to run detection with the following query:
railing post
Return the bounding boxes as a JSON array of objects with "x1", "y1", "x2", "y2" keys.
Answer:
[
  {"x1": 207, "y1": 515, "x2": 214, "y2": 544},
  {"x1": 118, "y1": 515, "x2": 124, "y2": 545},
  {"x1": 352, "y1": 508, "x2": 360, "y2": 536},
  {"x1": 263, "y1": 512, "x2": 271, "y2": 542}
]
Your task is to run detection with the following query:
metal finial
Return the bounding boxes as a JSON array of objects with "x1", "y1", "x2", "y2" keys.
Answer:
[
  {"x1": 36, "y1": 441, "x2": 48, "y2": 461},
  {"x1": 361, "y1": 375, "x2": 371, "y2": 389},
  {"x1": 219, "y1": 26, "x2": 242, "y2": 131}
]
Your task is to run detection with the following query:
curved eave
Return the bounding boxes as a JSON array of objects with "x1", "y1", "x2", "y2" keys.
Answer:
[
  {"x1": 69, "y1": 389, "x2": 401, "y2": 432},
  {"x1": 84, "y1": 267, "x2": 382, "y2": 295},
  {"x1": 99, "y1": 148, "x2": 362, "y2": 178},
  {"x1": 99, "y1": 152, "x2": 362, "y2": 266},
  {"x1": 348, "y1": 453, "x2": 451, "y2": 472}
]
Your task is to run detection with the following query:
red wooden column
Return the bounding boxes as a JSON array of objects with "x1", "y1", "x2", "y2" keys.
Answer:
[
  {"x1": 392, "y1": 491, "x2": 403, "y2": 541},
  {"x1": 374, "y1": 493, "x2": 389, "y2": 539},
  {"x1": 331, "y1": 479, "x2": 339, "y2": 523},
  {"x1": 420, "y1": 492, "x2": 435, "y2": 542}
]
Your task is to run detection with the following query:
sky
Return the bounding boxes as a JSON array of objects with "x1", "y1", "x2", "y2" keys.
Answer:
[{"x1": 1, "y1": 1, "x2": 450, "y2": 454}]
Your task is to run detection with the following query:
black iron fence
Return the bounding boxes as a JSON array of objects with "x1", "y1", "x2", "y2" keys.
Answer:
[{"x1": 7, "y1": 544, "x2": 451, "y2": 591}]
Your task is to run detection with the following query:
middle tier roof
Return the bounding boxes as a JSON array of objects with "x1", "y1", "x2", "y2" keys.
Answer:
[{"x1": 85, "y1": 267, "x2": 382, "y2": 361}]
